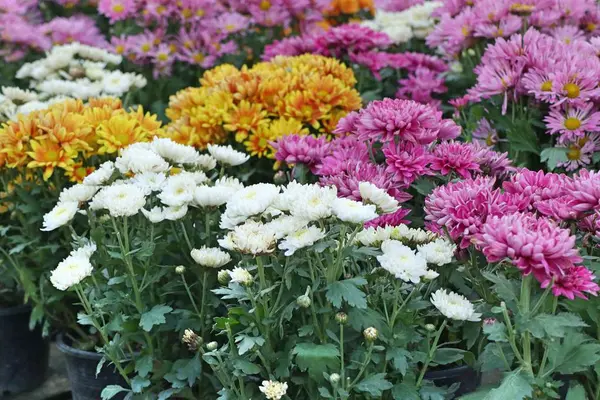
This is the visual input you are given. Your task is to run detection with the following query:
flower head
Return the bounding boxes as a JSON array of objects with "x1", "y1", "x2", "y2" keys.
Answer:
[
  {"x1": 42, "y1": 201, "x2": 79, "y2": 231},
  {"x1": 279, "y1": 226, "x2": 326, "y2": 256},
  {"x1": 431, "y1": 289, "x2": 481, "y2": 321},
  {"x1": 377, "y1": 240, "x2": 429, "y2": 283},
  {"x1": 190, "y1": 247, "x2": 231, "y2": 268},
  {"x1": 259, "y1": 380, "x2": 288, "y2": 400}
]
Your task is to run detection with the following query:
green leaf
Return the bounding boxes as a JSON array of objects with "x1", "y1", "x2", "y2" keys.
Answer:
[
  {"x1": 318, "y1": 387, "x2": 333, "y2": 398},
  {"x1": 386, "y1": 348, "x2": 410, "y2": 375},
  {"x1": 482, "y1": 371, "x2": 533, "y2": 400},
  {"x1": 540, "y1": 147, "x2": 568, "y2": 171},
  {"x1": 480, "y1": 342, "x2": 513, "y2": 372},
  {"x1": 158, "y1": 389, "x2": 177, "y2": 400},
  {"x1": 354, "y1": 373, "x2": 393, "y2": 396},
  {"x1": 325, "y1": 277, "x2": 367, "y2": 309},
  {"x1": 139, "y1": 305, "x2": 172, "y2": 332},
  {"x1": 483, "y1": 322, "x2": 508, "y2": 342},
  {"x1": 135, "y1": 355, "x2": 153, "y2": 378},
  {"x1": 131, "y1": 376, "x2": 151, "y2": 393},
  {"x1": 565, "y1": 383, "x2": 586, "y2": 400},
  {"x1": 526, "y1": 313, "x2": 588, "y2": 339},
  {"x1": 412, "y1": 178, "x2": 437, "y2": 197},
  {"x1": 232, "y1": 359, "x2": 261, "y2": 375},
  {"x1": 175, "y1": 355, "x2": 202, "y2": 387},
  {"x1": 419, "y1": 382, "x2": 448, "y2": 400},
  {"x1": 548, "y1": 333, "x2": 600, "y2": 374},
  {"x1": 507, "y1": 120, "x2": 540, "y2": 155},
  {"x1": 481, "y1": 272, "x2": 518, "y2": 308},
  {"x1": 101, "y1": 385, "x2": 129, "y2": 400},
  {"x1": 392, "y1": 383, "x2": 420, "y2": 400},
  {"x1": 293, "y1": 343, "x2": 339, "y2": 380},
  {"x1": 433, "y1": 348, "x2": 466, "y2": 365},
  {"x1": 77, "y1": 312, "x2": 94, "y2": 326},
  {"x1": 236, "y1": 335, "x2": 265, "y2": 355}
]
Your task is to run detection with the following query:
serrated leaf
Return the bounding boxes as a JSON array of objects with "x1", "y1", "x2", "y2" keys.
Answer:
[
  {"x1": 527, "y1": 313, "x2": 588, "y2": 339},
  {"x1": 483, "y1": 322, "x2": 508, "y2": 342},
  {"x1": 175, "y1": 355, "x2": 202, "y2": 387},
  {"x1": 131, "y1": 376, "x2": 151, "y2": 393},
  {"x1": 392, "y1": 383, "x2": 420, "y2": 400},
  {"x1": 158, "y1": 389, "x2": 177, "y2": 400},
  {"x1": 135, "y1": 355, "x2": 153, "y2": 378},
  {"x1": 386, "y1": 348, "x2": 410, "y2": 375},
  {"x1": 292, "y1": 343, "x2": 339, "y2": 380},
  {"x1": 565, "y1": 383, "x2": 586, "y2": 400},
  {"x1": 236, "y1": 335, "x2": 265, "y2": 355},
  {"x1": 318, "y1": 387, "x2": 333, "y2": 398},
  {"x1": 540, "y1": 147, "x2": 568, "y2": 170},
  {"x1": 325, "y1": 277, "x2": 367, "y2": 309},
  {"x1": 232, "y1": 359, "x2": 261, "y2": 375},
  {"x1": 483, "y1": 371, "x2": 533, "y2": 400},
  {"x1": 548, "y1": 333, "x2": 600, "y2": 374},
  {"x1": 354, "y1": 373, "x2": 393, "y2": 396},
  {"x1": 480, "y1": 342, "x2": 513, "y2": 372},
  {"x1": 101, "y1": 385, "x2": 128, "y2": 400},
  {"x1": 433, "y1": 348, "x2": 466, "y2": 365},
  {"x1": 420, "y1": 382, "x2": 448, "y2": 400},
  {"x1": 139, "y1": 305, "x2": 172, "y2": 332}
]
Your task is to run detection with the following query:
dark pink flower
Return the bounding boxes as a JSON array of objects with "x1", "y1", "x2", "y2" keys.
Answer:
[
  {"x1": 551, "y1": 265, "x2": 599, "y2": 300},
  {"x1": 273, "y1": 134, "x2": 330, "y2": 173},
  {"x1": 564, "y1": 170, "x2": 600, "y2": 213},
  {"x1": 364, "y1": 208, "x2": 411, "y2": 228},
  {"x1": 430, "y1": 141, "x2": 481, "y2": 179},
  {"x1": 383, "y1": 141, "x2": 432, "y2": 185}
]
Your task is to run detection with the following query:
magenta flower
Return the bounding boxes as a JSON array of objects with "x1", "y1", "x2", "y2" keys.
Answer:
[
  {"x1": 564, "y1": 170, "x2": 600, "y2": 213},
  {"x1": 426, "y1": 9, "x2": 476, "y2": 58},
  {"x1": 472, "y1": 143, "x2": 513, "y2": 178},
  {"x1": 98, "y1": 0, "x2": 137, "y2": 23},
  {"x1": 503, "y1": 169, "x2": 567, "y2": 208},
  {"x1": 472, "y1": 118, "x2": 498, "y2": 147},
  {"x1": 430, "y1": 142, "x2": 481, "y2": 179},
  {"x1": 557, "y1": 135, "x2": 599, "y2": 172},
  {"x1": 364, "y1": 208, "x2": 411, "y2": 228},
  {"x1": 315, "y1": 24, "x2": 392, "y2": 57},
  {"x1": 383, "y1": 141, "x2": 432, "y2": 185},
  {"x1": 43, "y1": 15, "x2": 108, "y2": 47},
  {"x1": 552, "y1": 265, "x2": 599, "y2": 300},
  {"x1": 263, "y1": 35, "x2": 319, "y2": 60},
  {"x1": 396, "y1": 67, "x2": 447, "y2": 106},
  {"x1": 478, "y1": 213, "x2": 587, "y2": 296},
  {"x1": 544, "y1": 104, "x2": 600, "y2": 143},
  {"x1": 273, "y1": 134, "x2": 330, "y2": 173}
]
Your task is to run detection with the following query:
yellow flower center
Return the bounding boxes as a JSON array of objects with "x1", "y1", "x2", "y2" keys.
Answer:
[
  {"x1": 193, "y1": 53, "x2": 205, "y2": 63},
  {"x1": 112, "y1": 3, "x2": 125, "y2": 13},
  {"x1": 196, "y1": 9, "x2": 205, "y2": 17},
  {"x1": 157, "y1": 5, "x2": 166, "y2": 14},
  {"x1": 541, "y1": 80, "x2": 552, "y2": 91},
  {"x1": 141, "y1": 43, "x2": 151, "y2": 52},
  {"x1": 567, "y1": 146, "x2": 581, "y2": 160},
  {"x1": 461, "y1": 25, "x2": 469, "y2": 36},
  {"x1": 258, "y1": 138, "x2": 268, "y2": 148},
  {"x1": 158, "y1": 53, "x2": 168, "y2": 61},
  {"x1": 184, "y1": 40, "x2": 193, "y2": 49},
  {"x1": 182, "y1": 8, "x2": 192, "y2": 18},
  {"x1": 563, "y1": 82, "x2": 580, "y2": 98},
  {"x1": 587, "y1": 22, "x2": 596, "y2": 32},
  {"x1": 564, "y1": 117, "x2": 581, "y2": 131},
  {"x1": 115, "y1": 44, "x2": 125, "y2": 54},
  {"x1": 225, "y1": 24, "x2": 236, "y2": 32},
  {"x1": 260, "y1": 0, "x2": 271, "y2": 10},
  {"x1": 495, "y1": 28, "x2": 504, "y2": 37}
]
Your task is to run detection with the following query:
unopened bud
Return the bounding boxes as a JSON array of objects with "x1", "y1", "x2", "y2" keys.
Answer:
[
  {"x1": 425, "y1": 324, "x2": 436, "y2": 332},
  {"x1": 329, "y1": 373, "x2": 341, "y2": 384},
  {"x1": 206, "y1": 341, "x2": 218, "y2": 351},
  {"x1": 68, "y1": 65, "x2": 86, "y2": 78},
  {"x1": 500, "y1": 301, "x2": 506, "y2": 309},
  {"x1": 217, "y1": 270, "x2": 231, "y2": 285},
  {"x1": 181, "y1": 329, "x2": 203, "y2": 351},
  {"x1": 335, "y1": 312, "x2": 348, "y2": 325},
  {"x1": 296, "y1": 294, "x2": 311, "y2": 308},
  {"x1": 273, "y1": 171, "x2": 287, "y2": 185},
  {"x1": 363, "y1": 327, "x2": 378, "y2": 342},
  {"x1": 175, "y1": 265, "x2": 186, "y2": 274}
]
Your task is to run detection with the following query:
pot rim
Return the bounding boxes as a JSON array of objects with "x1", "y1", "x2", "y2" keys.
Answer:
[
  {"x1": 56, "y1": 332, "x2": 104, "y2": 360},
  {"x1": 0, "y1": 303, "x2": 31, "y2": 317}
]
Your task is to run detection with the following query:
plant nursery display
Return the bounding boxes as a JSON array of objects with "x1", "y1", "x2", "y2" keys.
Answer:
[{"x1": 2, "y1": 0, "x2": 600, "y2": 399}]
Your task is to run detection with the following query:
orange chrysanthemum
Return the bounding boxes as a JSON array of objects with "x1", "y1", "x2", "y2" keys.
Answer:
[
  {"x1": 96, "y1": 114, "x2": 150, "y2": 154},
  {"x1": 26, "y1": 137, "x2": 73, "y2": 180}
]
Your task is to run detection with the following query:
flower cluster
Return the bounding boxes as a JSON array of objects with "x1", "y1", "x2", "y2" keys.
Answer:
[
  {"x1": 164, "y1": 54, "x2": 361, "y2": 159},
  {"x1": 12, "y1": 43, "x2": 146, "y2": 103},
  {"x1": 427, "y1": 0, "x2": 600, "y2": 58},
  {"x1": 0, "y1": 1, "x2": 107, "y2": 62},
  {"x1": 362, "y1": 1, "x2": 442, "y2": 44},
  {"x1": 0, "y1": 97, "x2": 162, "y2": 181},
  {"x1": 100, "y1": 0, "x2": 331, "y2": 77}
]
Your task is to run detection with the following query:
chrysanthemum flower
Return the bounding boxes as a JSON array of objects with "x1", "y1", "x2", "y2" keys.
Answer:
[
  {"x1": 544, "y1": 104, "x2": 600, "y2": 143},
  {"x1": 430, "y1": 142, "x2": 481, "y2": 179},
  {"x1": 273, "y1": 134, "x2": 330, "y2": 173},
  {"x1": 383, "y1": 141, "x2": 431, "y2": 185}
]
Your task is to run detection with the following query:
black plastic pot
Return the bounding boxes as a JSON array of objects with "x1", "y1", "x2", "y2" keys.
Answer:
[
  {"x1": 424, "y1": 365, "x2": 481, "y2": 398},
  {"x1": 56, "y1": 334, "x2": 127, "y2": 400},
  {"x1": 0, "y1": 304, "x2": 50, "y2": 396}
]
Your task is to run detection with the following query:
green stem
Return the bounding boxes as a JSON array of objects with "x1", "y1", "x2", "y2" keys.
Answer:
[
  {"x1": 349, "y1": 343, "x2": 374, "y2": 388},
  {"x1": 340, "y1": 323, "x2": 345, "y2": 388},
  {"x1": 501, "y1": 304, "x2": 525, "y2": 366},
  {"x1": 520, "y1": 275, "x2": 533, "y2": 376},
  {"x1": 416, "y1": 320, "x2": 447, "y2": 387},
  {"x1": 199, "y1": 271, "x2": 208, "y2": 337},
  {"x1": 256, "y1": 256, "x2": 267, "y2": 290},
  {"x1": 182, "y1": 274, "x2": 202, "y2": 320}
]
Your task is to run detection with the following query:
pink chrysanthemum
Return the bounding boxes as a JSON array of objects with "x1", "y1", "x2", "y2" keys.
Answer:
[
  {"x1": 383, "y1": 141, "x2": 431, "y2": 185},
  {"x1": 98, "y1": 0, "x2": 137, "y2": 23},
  {"x1": 263, "y1": 35, "x2": 319, "y2": 60},
  {"x1": 430, "y1": 142, "x2": 481, "y2": 179},
  {"x1": 478, "y1": 213, "x2": 583, "y2": 287},
  {"x1": 364, "y1": 208, "x2": 411, "y2": 228},
  {"x1": 557, "y1": 135, "x2": 599, "y2": 172},
  {"x1": 426, "y1": 9, "x2": 476, "y2": 58},
  {"x1": 564, "y1": 170, "x2": 600, "y2": 213},
  {"x1": 472, "y1": 143, "x2": 513, "y2": 178},
  {"x1": 551, "y1": 265, "x2": 599, "y2": 300},
  {"x1": 396, "y1": 67, "x2": 447, "y2": 107},
  {"x1": 544, "y1": 104, "x2": 600, "y2": 143},
  {"x1": 424, "y1": 177, "x2": 510, "y2": 248},
  {"x1": 273, "y1": 134, "x2": 330, "y2": 173},
  {"x1": 43, "y1": 15, "x2": 108, "y2": 47},
  {"x1": 315, "y1": 24, "x2": 392, "y2": 57},
  {"x1": 503, "y1": 169, "x2": 567, "y2": 209},
  {"x1": 472, "y1": 118, "x2": 499, "y2": 147}
]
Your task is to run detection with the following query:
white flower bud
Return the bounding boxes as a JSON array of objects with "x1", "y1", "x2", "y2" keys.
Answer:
[
  {"x1": 363, "y1": 327, "x2": 378, "y2": 342},
  {"x1": 206, "y1": 341, "x2": 218, "y2": 351}
]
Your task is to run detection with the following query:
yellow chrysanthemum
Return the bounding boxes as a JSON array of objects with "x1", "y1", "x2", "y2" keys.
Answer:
[
  {"x1": 244, "y1": 125, "x2": 279, "y2": 158},
  {"x1": 223, "y1": 101, "x2": 268, "y2": 141},
  {"x1": 26, "y1": 137, "x2": 74, "y2": 180},
  {"x1": 96, "y1": 114, "x2": 149, "y2": 154},
  {"x1": 65, "y1": 162, "x2": 95, "y2": 183}
]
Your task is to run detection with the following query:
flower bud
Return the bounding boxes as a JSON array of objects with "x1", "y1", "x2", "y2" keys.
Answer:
[
  {"x1": 335, "y1": 312, "x2": 348, "y2": 325},
  {"x1": 329, "y1": 373, "x2": 341, "y2": 384},
  {"x1": 181, "y1": 329, "x2": 203, "y2": 351},
  {"x1": 69, "y1": 65, "x2": 86, "y2": 78},
  {"x1": 217, "y1": 270, "x2": 231, "y2": 285},
  {"x1": 175, "y1": 265, "x2": 186, "y2": 274},
  {"x1": 273, "y1": 171, "x2": 287, "y2": 185},
  {"x1": 500, "y1": 301, "x2": 506, "y2": 309},
  {"x1": 206, "y1": 341, "x2": 218, "y2": 351},
  {"x1": 363, "y1": 327, "x2": 378, "y2": 342},
  {"x1": 296, "y1": 294, "x2": 311, "y2": 308},
  {"x1": 425, "y1": 324, "x2": 436, "y2": 332}
]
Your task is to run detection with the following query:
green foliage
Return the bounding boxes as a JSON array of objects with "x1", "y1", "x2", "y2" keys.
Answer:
[{"x1": 326, "y1": 277, "x2": 368, "y2": 309}]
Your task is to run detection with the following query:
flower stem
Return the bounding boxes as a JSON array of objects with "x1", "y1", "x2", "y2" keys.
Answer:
[
  {"x1": 520, "y1": 275, "x2": 533, "y2": 376},
  {"x1": 416, "y1": 319, "x2": 447, "y2": 387}
]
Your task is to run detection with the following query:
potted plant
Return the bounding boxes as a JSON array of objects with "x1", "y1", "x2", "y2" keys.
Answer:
[{"x1": 0, "y1": 93, "x2": 162, "y2": 397}]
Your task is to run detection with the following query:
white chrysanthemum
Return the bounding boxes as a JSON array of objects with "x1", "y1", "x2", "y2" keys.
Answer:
[
  {"x1": 180, "y1": 170, "x2": 208, "y2": 185},
  {"x1": 131, "y1": 172, "x2": 167, "y2": 194},
  {"x1": 196, "y1": 154, "x2": 217, "y2": 170},
  {"x1": 158, "y1": 174, "x2": 196, "y2": 207},
  {"x1": 279, "y1": 226, "x2": 326, "y2": 256},
  {"x1": 101, "y1": 70, "x2": 135, "y2": 96},
  {"x1": 42, "y1": 201, "x2": 79, "y2": 231},
  {"x1": 70, "y1": 242, "x2": 97, "y2": 259},
  {"x1": 16, "y1": 100, "x2": 49, "y2": 116},
  {"x1": 218, "y1": 221, "x2": 276, "y2": 255},
  {"x1": 1, "y1": 86, "x2": 38, "y2": 103},
  {"x1": 115, "y1": 145, "x2": 169, "y2": 175},
  {"x1": 288, "y1": 184, "x2": 337, "y2": 221},
  {"x1": 151, "y1": 138, "x2": 203, "y2": 165},
  {"x1": 50, "y1": 254, "x2": 94, "y2": 291},
  {"x1": 195, "y1": 185, "x2": 235, "y2": 207},
  {"x1": 417, "y1": 239, "x2": 456, "y2": 266},
  {"x1": 431, "y1": 289, "x2": 481, "y2": 322},
  {"x1": 37, "y1": 79, "x2": 102, "y2": 99},
  {"x1": 190, "y1": 247, "x2": 231, "y2": 268},
  {"x1": 163, "y1": 205, "x2": 188, "y2": 220},
  {"x1": 76, "y1": 44, "x2": 122, "y2": 64},
  {"x1": 265, "y1": 215, "x2": 308, "y2": 240},
  {"x1": 228, "y1": 267, "x2": 253, "y2": 285},
  {"x1": 222, "y1": 183, "x2": 280, "y2": 222},
  {"x1": 94, "y1": 183, "x2": 147, "y2": 217},
  {"x1": 141, "y1": 206, "x2": 165, "y2": 223},
  {"x1": 377, "y1": 240, "x2": 428, "y2": 283},
  {"x1": 219, "y1": 213, "x2": 248, "y2": 230},
  {"x1": 358, "y1": 182, "x2": 399, "y2": 213},
  {"x1": 259, "y1": 380, "x2": 288, "y2": 400},
  {"x1": 355, "y1": 226, "x2": 394, "y2": 247},
  {"x1": 207, "y1": 144, "x2": 249, "y2": 166},
  {"x1": 44, "y1": 46, "x2": 76, "y2": 70},
  {"x1": 424, "y1": 269, "x2": 440, "y2": 280},
  {"x1": 83, "y1": 161, "x2": 114, "y2": 186},
  {"x1": 216, "y1": 176, "x2": 244, "y2": 191},
  {"x1": 383, "y1": 25, "x2": 413, "y2": 43},
  {"x1": 59, "y1": 184, "x2": 98, "y2": 203},
  {"x1": 332, "y1": 198, "x2": 378, "y2": 224}
]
